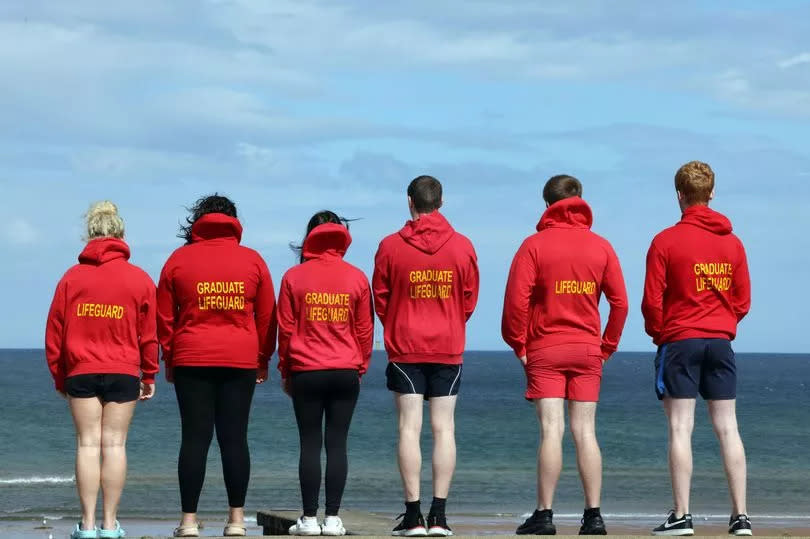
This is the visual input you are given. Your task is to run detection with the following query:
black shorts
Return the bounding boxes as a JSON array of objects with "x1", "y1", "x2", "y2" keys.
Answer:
[
  {"x1": 386, "y1": 362, "x2": 462, "y2": 399},
  {"x1": 64, "y1": 374, "x2": 140, "y2": 403},
  {"x1": 654, "y1": 338, "x2": 736, "y2": 401}
]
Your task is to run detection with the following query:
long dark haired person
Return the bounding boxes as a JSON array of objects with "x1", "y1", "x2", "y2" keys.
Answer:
[
  {"x1": 157, "y1": 195, "x2": 277, "y2": 537},
  {"x1": 278, "y1": 211, "x2": 374, "y2": 536},
  {"x1": 46, "y1": 201, "x2": 158, "y2": 539}
]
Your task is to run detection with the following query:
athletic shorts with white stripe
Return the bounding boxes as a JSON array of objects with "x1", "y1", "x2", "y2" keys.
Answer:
[{"x1": 386, "y1": 362, "x2": 462, "y2": 400}]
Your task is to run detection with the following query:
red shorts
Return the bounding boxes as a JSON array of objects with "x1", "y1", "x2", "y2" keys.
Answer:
[{"x1": 524, "y1": 343, "x2": 603, "y2": 402}]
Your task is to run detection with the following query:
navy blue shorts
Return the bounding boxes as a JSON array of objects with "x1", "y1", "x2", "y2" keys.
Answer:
[
  {"x1": 386, "y1": 362, "x2": 462, "y2": 400},
  {"x1": 654, "y1": 338, "x2": 736, "y2": 400}
]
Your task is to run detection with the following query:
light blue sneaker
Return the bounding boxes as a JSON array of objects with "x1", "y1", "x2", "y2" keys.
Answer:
[
  {"x1": 70, "y1": 522, "x2": 98, "y2": 539},
  {"x1": 98, "y1": 520, "x2": 126, "y2": 538}
]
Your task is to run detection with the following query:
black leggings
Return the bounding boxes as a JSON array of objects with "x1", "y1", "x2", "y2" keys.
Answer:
[
  {"x1": 291, "y1": 369, "x2": 360, "y2": 517},
  {"x1": 174, "y1": 366, "x2": 256, "y2": 513}
]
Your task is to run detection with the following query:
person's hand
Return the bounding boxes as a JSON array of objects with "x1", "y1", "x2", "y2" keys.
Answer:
[
  {"x1": 282, "y1": 377, "x2": 292, "y2": 397},
  {"x1": 256, "y1": 367, "x2": 268, "y2": 385},
  {"x1": 601, "y1": 358, "x2": 606, "y2": 366},
  {"x1": 165, "y1": 365, "x2": 174, "y2": 384},
  {"x1": 139, "y1": 382, "x2": 156, "y2": 401},
  {"x1": 518, "y1": 355, "x2": 528, "y2": 366}
]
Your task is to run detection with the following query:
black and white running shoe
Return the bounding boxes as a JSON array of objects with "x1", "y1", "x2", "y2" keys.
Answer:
[
  {"x1": 516, "y1": 509, "x2": 556, "y2": 535},
  {"x1": 652, "y1": 511, "x2": 694, "y2": 536},
  {"x1": 728, "y1": 514, "x2": 753, "y2": 536},
  {"x1": 392, "y1": 512, "x2": 427, "y2": 537},
  {"x1": 426, "y1": 513, "x2": 453, "y2": 537}
]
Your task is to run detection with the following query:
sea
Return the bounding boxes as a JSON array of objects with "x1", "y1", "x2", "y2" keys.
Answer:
[{"x1": 0, "y1": 349, "x2": 808, "y2": 525}]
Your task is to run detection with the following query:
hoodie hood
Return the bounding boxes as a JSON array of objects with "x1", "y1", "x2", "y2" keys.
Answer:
[
  {"x1": 537, "y1": 197, "x2": 593, "y2": 231},
  {"x1": 302, "y1": 223, "x2": 351, "y2": 260},
  {"x1": 680, "y1": 205, "x2": 732, "y2": 235},
  {"x1": 190, "y1": 213, "x2": 243, "y2": 243},
  {"x1": 399, "y1": 211, "x2": 455, "y2": 255},
  {"x1": 78, "y1": 237, "x2": 131, "y2": 265}
]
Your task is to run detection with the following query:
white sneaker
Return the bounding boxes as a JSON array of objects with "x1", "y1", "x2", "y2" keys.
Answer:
[
  {"x1": 289, "y1": 516, "x2": 322, "y2": 536},
  {"x1": 321, "y1": 516, "x2": 346, "y2": 536}
]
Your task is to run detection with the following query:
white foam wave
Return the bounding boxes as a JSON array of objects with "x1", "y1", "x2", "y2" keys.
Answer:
[{"x1": 0, "y1": 475, "x2": 75, "y2": 485}]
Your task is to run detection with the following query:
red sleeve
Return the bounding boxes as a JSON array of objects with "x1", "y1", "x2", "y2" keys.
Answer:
[
  {"x1": 501, "y1": 243, "x2": 534, "y2": 359},
  {"x1": 372, "y1": 243, "x2": 390, "y2": 324},
  {"x1": 600, "y1": 243, "x2": 629, "y2": 359},
  {"x1": 138, "y1": 281, "x2": 159, "y2": 383},
  {"x1": 463, "y1": 246, "x2": 480, "y2": 321},
  {"x1": 156, "y1": 261, "x2": 176, "y2": 368},
  {"x1": 354, "y1": 279, "x2": 375, "y2": 376},
  {"x1": 276, "y1": 276, "x2": 295, "y2": 379},
  {"x1": 733, "y1": 241, "x2": 751, "y2": 322},
  {"x1": 254, "y1": 257, "x2": 278, "y2": 371},
  {"x1": 641, "y1": 241, "x2": 667, "y2": 344},
  {"x1": 45, "y1": 278, "x2": 67, "y2": 392}
]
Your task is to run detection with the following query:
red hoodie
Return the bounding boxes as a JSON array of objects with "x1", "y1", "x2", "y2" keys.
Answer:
[
  {"x1": 372, "y1": 211, "x2": 479, "y2": 364},
  {"x1": 277, "y1": 224, "x2": 374, "y2": 378},
  {"x1": 45, "y1": 238, "x2": 158, "y2": 391},
  {"x1": 501, "y1": 198, "x2": 629, "y2": 360},
  {"x1": 642, "y1": 204, "x2": 751, "y2": 346},
  {"x1": 157, "y1": 213, "x2": 277, "y2": 370}
]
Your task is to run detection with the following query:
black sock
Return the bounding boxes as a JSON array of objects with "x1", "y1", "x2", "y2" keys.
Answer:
[
  {"x1": 405, "y1": 500, "x2": 421, "y2": 518},
  {"x1": 429, "y1": 497, "x2": 446, "y2": 516},
  {"x1": 584, "y1": 507, "x2": 601, "y2": 518}
]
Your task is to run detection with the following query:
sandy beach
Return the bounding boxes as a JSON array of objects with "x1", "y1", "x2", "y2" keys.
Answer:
[{"x1": 4, "y1": 513, "x2": 809, "y2": 538}]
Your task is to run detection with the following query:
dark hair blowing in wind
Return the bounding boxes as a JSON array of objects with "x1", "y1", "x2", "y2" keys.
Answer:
[{"x1": 179, "y1": 194, "x2": 238, "y2": 245}]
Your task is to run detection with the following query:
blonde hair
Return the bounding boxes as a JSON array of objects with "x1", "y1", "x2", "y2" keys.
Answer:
[
  {"x1": 675, "y1": 161, "x2": 715, "y2": 205},
  {"x1": 85, "y1": 201, "x2": 124, "y2": 240}
]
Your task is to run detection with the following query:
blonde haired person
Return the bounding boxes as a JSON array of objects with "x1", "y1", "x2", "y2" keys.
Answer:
[{"x1": 46, "y1": 201, "x2": 159, "y2": 539}]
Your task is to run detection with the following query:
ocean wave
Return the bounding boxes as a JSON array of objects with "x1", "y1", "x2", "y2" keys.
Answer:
[{"x1": 0, "y1": 475, "x2": 75, "y2": 485}]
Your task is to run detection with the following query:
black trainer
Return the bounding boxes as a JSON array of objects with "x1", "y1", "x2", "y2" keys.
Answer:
[
  {"x1": 516, "y1": 509, "x2": 556, "y2": 535},
  {"x1": 728, "y1": 514, "x2": 753, "y2": 536},
  {"x1": 426, "y1": 513, "x2": 453, "y2": 537},
  {"x1": 652, "y1": 511, "x2": 694, "y2": 536},
  {"x1": 392, "y1": 512, "x2": 427, "y2": 537},
  {"x1": 579, "y1": 510, "x2": 607, "y2": 535}
]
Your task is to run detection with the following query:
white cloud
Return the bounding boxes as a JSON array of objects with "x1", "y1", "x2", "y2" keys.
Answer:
[
  {"x1": 779, "y1": 52, "x2": 810, "y2": 69},
  {"x1": 3, "y1": 218, "x2": 39, "y2": 246}
]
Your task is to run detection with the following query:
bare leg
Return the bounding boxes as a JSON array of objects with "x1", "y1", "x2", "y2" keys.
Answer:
[
  {"x1": 100, "y1": 400, "x2": 136, "y2": 531},
  {"x1": 395, "y1": 394, "x2": 424, "y2": 502},
  {"x1": 568, "y1": 401, "x2": 601, "y2": 508},
  {"x1": 663, "y1": 398, "x2": 696, "y2": 517},
  {"x1": 429, "y1": 396, "x2": 457, "y2": 499},
  {"x1": 535, "y1": 398, "x2": 565, "y2": 510},
  {"x1": 708, "y1": 399, "x2": 747, "y2": 515},
  {"x1": 69, "y1": 397, "x2": 103, "y2": 531}
]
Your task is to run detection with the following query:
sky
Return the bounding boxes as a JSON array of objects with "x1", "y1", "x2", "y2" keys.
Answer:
[{"x1": 1, "y1": 0, "x2": 809, "y2": 352}]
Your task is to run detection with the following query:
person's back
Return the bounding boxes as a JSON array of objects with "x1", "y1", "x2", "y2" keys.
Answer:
[
  {"x1": 642, "y1": 161, "x2": 753, "y2": 537},
  {"x1": 372, "y1": 175, "x2": 479, "y2": 537},
  {"x1": 643, "y1": 206, "x2": 750, "y2": 346},
  {"x1": 158, "y1": 212, "x2": 276, "y2": 369},
  {"x1": 279, "y1": 213, "x2": 374, "y2": 537},
  {"x1": 51, "y1": 237, "x2": 158, "y2": 383},
  {"x1": 374, "y1": 211, "x2": 478, "y2": 363},
  {"x1": 45, "y1": 201, "x2": 157, "y2": 539},
  {"x1": 156, "y1": 195, "x2": 277, "y2": 538},
  {"x1": 279, "y1": 219, "x2": 373, "y2": 376},
  {"x1": 502, "y1": 196, "x2": 627, "y2": 359},
  {"x1": 501, "y1": 176, "x2": 627, "y2": 536}
]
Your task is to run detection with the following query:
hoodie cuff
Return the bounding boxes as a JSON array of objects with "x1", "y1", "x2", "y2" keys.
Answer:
[
  {"x1": 514, "y1": 347, "x2": 527, "y2": 360},
  {"x1": 141, "y1": 374, "x2": 156, "y2": 384}
]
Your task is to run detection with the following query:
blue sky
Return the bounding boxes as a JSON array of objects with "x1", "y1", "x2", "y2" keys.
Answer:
[{"x1": 1, "y1": 1, "x2": 809, "y2": 352}]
